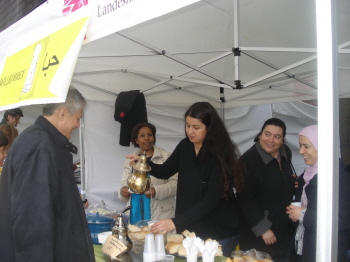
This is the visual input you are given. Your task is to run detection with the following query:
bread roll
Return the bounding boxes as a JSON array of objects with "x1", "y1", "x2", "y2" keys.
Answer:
[
  {"x1": 165, "y1": 242, "x2": 182, "y2": 254},
  {"x1": 128, "y1": 224, "x2": 141, "y2": 233},
  {"x1": 128, "y1": 231, "x2": 147, "y2": 240},
  {"x1": 167, "y1": 234, "x2": 184, "y2": 243},
  {"x1": 216, "y1": 246, "x2": 223, "y2": 257},
  {"x1": 141, "y1": 225, "x2": 150, "y2": 232},
  {"x1": 182, "y1": 230, "x2": 196, "y2": 238},
  {"x1": 177, "y1": 245, "x2": 186, "y2": 257}
]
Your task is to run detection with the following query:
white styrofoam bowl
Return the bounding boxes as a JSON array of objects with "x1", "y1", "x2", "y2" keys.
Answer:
[{"x1": 98, "y1": 231, "x2": 112, "y2": 244}]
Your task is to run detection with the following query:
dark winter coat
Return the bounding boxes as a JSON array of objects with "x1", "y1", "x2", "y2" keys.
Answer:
[
  {"x1": 0, "y1": 116, "x2": 95, "y2": 262},
  {"x1": 149, "y1": 138, "x2": 241, "y2": 240},
  {"x1": 238, "y1": 142, "x2": 295, "y2": 258},
  {"x1": 294, "y1": 160, "x2": 350, "y2": 262}
]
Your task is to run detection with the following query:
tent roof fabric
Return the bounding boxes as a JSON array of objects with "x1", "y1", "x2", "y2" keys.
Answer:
[{"x1": 72, "y1": 0, "x2": 350, "y2": 108}]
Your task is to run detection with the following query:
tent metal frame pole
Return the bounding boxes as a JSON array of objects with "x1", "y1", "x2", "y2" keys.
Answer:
[
  {"x1": 128, "y1": 71, "x2": 220, "y2": 102},
  {"x1": 126, "y1": 69, "x2": 232, "y2": 88},
  {"x1": 247, "y1": 70, "x2": 317, "y2": 88},
  {"x1": 73, "y1": 70, "x2": 220, "y2": 103},
  {"x1": 77, "y1": 46, "x2": 322, "y2": 58},
  {"x1": 241, "y1": 47, "x2": 317, "y2": 52},
  {"x1": 78, "y1": 48, "x2": 235, "y2": 57},
  {"x1": 316, "y1": 0, "x2": 339, "y2": 261},
  {"x1": 71, "y1": 79, "x2": 119, "y2": 96},
  {"x1": 338, "y1": 40, "x2": 350, "y2": 49},
  {"x1": 117, "y1": 32, "x2": 237, "y2": 88},
  {"x1": 142, "y1": 51, "x2": 233, "y2": 92},
  {"x1": 74, "y1": 69, "x2": 124, "y2": 76},
  {"x1": 79, "y1": 117, "x2": 86, "y2": 200},
  {"x1": 226, "y1": 85, "x2": 317, "y2": 103},
  {"x1": 233, "y1": 0, "x2": 240, "y2": 85},
  {"x1": 220, "y1": 87, "x2": 225, "y2": 120},
  {"x1": 242, "y1": 51, "x2": 317, "y2": 89},
  {"x1": 244, "y1": 55, "x2": 317, "y2": 88}
]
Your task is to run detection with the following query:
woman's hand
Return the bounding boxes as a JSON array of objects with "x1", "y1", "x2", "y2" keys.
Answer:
[
  {"x1": 286, "y1": 205, "x2": 303, "y2": 222},
  {"x1": 144, "y1": 187, "x2": 156, "y2": 199},
  {"x1": 83, "y1": 199, "x2": 89, "y2": 209},
  {"x1": 120, "y1": 186, "x2": 131, "y2": 199},
  {"x1": 261, "y1": 229, "x2": 277, "y2": 245},
  {"x1": 293, "y1": 174, "x2": 299, "y2": 188},
  {"x1": 126, "y1": 154, "x2": 139, "y2": 166},
  {"x1": 149, "y1": 219, "x2": 175, "y2": 235}
]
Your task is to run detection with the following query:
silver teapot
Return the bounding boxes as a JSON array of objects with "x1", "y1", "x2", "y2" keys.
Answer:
[
  {"x1": 112, "y1": 206, "x2": 133, "y2": 254},
  {"x1": 127, "y1": 152, "x2": 151, "y2": 194}
]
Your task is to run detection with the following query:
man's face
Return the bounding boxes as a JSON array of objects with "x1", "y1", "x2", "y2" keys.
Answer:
[
  {"x1": 58, "y1": 108, "x2": 84, "y2": 139},
  {"x1": 7, "y1": 115, "x2": 21, "y2": 127}
]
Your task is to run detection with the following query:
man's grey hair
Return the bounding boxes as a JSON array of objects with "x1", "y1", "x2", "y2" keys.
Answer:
[{"x1": 42, "y1": 86, "x2": 86, "y2": 116}]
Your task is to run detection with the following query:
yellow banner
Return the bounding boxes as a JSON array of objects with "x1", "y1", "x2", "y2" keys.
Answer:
[{"x1": 0, "y1": 17, "x2": 88, "y2": 107}]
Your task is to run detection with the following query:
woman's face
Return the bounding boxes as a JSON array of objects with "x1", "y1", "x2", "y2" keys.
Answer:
[
  {"x1": 0, "y1": 146, "x2": 7, "y2": 167},
  {"x1": 259, "y1": 124, "x2": 284, "y2": 158},
  {"x1": 299, "y1": 135, "x2": 318, "y2": 166},
  {"x1": 185, "y1": 116, "x2": 207, "y2": 147},
  {"x1": 135, "y1": 126, "x2": 155, "y2": 153}
]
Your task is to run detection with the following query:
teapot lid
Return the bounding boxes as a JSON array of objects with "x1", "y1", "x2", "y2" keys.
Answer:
[{"x1": 133, "y1": 153, "x2": 151, "y2": 172}]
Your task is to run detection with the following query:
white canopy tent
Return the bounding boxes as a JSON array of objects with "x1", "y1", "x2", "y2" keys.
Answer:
[{"x1": 72, "y1": 0, "x2": 350, "y2": 108}]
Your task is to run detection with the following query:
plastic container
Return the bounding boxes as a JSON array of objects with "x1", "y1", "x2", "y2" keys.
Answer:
[
  {"x1": 87, "y1": 214, "x2": 115, "y2": 245},
  {"x1": 98, "y1": 231, "x2": 112, "y2": 244}
]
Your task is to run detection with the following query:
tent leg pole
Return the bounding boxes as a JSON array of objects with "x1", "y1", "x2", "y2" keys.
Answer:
[
  {"x1": 79, "y1": 117, "x2": 86, "y2": 200},
  {"x1": 220, "y1": 87, "x2": 225, "y2": 121}
]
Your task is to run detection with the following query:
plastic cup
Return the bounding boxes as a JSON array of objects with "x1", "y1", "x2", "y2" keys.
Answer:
[
  {"x1": 155, "y1": 234, "x2": 165, "y2": 260},
  {"x1": 143, "y1": 234, "x2": 156, "y2": 262},
  {"x1": 147, "y1": 220, "x2": 159, "y2": 234},
  {"x1": 162, "y1": 254, "x2": 175, "y2": 262},
  {"x1": 291, "y1": 202, "x2": 302, "y2": 207},
  {"x1": 147, "y1": 220, "x2": 158, "y2": 228}
]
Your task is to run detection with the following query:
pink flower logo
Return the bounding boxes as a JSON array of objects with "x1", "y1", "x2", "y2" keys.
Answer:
[{"x1": 63, "y1": 0, "x2": 88, "y2": 17}]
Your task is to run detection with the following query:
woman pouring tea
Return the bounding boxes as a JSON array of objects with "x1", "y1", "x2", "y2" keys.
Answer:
[{"x1": 127, "y1": 102, "x2": 244, "y2": 256}]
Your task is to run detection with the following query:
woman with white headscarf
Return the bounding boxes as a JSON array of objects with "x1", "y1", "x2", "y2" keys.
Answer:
[{"x1": 286, "y1": 125, "x2": 350, "y2": 262}]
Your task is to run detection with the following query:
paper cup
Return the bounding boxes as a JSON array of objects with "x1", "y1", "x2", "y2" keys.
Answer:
[{"x1": 291, "y1": 202, "x2": 302, "y2": 207}]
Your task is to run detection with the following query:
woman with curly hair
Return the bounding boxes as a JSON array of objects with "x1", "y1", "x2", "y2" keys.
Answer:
[{"x1": 0, "y1": 124, "x2": 18, "y2": 149}]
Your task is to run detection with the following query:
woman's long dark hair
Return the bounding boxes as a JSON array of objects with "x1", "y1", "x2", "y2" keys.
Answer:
[
  {"x1": 185, "y1": 102, "x2": 244, "y2": 198},
  {"x1": 0, "y1": 130, "x2": 8, "y2": 147}
]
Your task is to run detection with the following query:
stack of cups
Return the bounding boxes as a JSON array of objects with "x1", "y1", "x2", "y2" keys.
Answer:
[
  {"x1": 144, "y1": 233, "x2": 166, "y2": 261},
  {"x1": 155, "y1": 234, "x2": 166, "y2": 261},
  {"x1": 143, "y1": 234, "x2": 156, "y2": 262}
]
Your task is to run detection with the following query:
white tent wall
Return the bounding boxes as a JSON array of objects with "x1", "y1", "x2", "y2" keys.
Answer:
[
  {"x1": 79, "y1": 100, "x2": 316, "y2": 211},
  {"x1": 1, "y1": 100, "x2": 316, "y2": 211}
]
